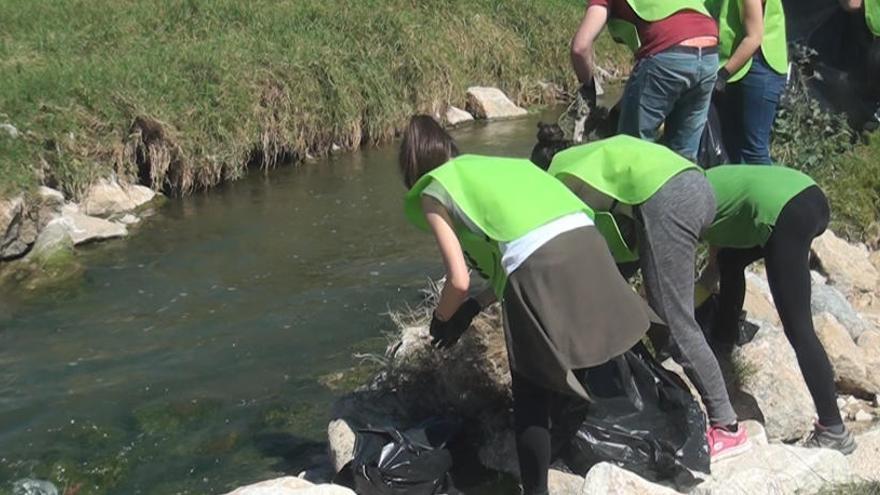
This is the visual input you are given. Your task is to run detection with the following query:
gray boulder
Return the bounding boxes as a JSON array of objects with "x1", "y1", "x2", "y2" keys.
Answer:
[
  {"x1": 445, "y1": 106, "x2": 474, "y2": 126},
  {"x1": 732, "y1": 321, "x2": 815, "y2": 441},
  {"x1": 815, "y1": 313, "x2": 880, "y2": 396},
  {"x1": 465, "y1": 87, "x2": 528, "y2": 120},
  {"x1": 812, "y1": 230, "x2": 879, "y2": 296},
  {"x1": 812, "y1": 274, "x2": 872, "y2": 340},
  {"x1": 60, "y1": 204, "x2": 127, "y2": 245},
  {"x1": 82, "y1": 178, "x2": 156, "y2": 217},
  {"x1": 221, "y1": 477, "x2": 354, "y2": 495}
]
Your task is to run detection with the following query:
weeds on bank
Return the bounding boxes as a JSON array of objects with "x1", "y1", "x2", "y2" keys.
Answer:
[{"x1": 0, "y1": 0, "x2": 628, "y2": 199}]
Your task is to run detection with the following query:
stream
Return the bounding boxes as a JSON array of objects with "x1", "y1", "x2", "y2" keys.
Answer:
[{"x1": 0, "y1": 110, "x2": 559, "y2": 494}]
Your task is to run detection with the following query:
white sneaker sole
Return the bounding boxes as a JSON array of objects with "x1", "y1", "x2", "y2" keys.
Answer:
[{"x1": 710, "y1": 439, "x2": 753, "y2": 463}]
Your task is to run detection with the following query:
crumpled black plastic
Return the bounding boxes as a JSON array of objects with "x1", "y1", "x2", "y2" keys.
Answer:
[
  {"x1": 344, "y1": 417, "x2": 460, "y2": 495},
  {"x1": 697, "y1": 102, "x2": 729, "y2": 170},
  {"x1": 558, "y1": 343, "x2": 710, "y2": 485}
]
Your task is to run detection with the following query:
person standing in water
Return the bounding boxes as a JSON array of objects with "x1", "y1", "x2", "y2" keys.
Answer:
[
  {"x1": 570, "y1": 0, "x2": 719, "y2": 161},
  {"x1": 709, "y1": 0, "x2": 789, "y2": 164},
  {"x1": 532, "y1": 133, "x2": 750, "y2": 461},
  {"x1": 704, "y1": 165, "x2": 856, "y2": 454},
  {"x1": 400, "y1": 115, "x2": 657, "y2": 495}
]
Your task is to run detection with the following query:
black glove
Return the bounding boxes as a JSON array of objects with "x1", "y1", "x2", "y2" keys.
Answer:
[
  {"x1": 429, "y1": 298, "x2": 482, "y2": 349},
  {"x1": 714, "y1": 68, "x2": 731, "y2": 93},
  {"x1": 578, "y1": 79, "x2": 598, "y2": 108}
]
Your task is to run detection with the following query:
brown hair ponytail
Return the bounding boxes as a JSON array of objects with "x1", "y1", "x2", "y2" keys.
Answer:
[{"x1": 399, "y1": 115, "x2": 460, "y2": 188}]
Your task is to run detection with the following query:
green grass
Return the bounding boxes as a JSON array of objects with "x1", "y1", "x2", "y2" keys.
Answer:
[
  {"x1": 0, "y1": 0, "x2": 629, "y2": 199},
  {"x1": 819, "y1": 482, "x2": 880, "y2": 495}
]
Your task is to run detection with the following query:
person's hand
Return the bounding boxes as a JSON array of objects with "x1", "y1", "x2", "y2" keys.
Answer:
[
  {"x1": 429, "y1": 298, "x2": 482, "y2": 349},
  {"x1": 578, "y1": 78, "x2": 598, "y2": 108},
  {"x1": 714, "y1": 68, "x2": 731, "y2": 93}
]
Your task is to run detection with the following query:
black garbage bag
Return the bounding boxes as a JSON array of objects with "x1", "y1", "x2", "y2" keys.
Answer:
[
  {"x1": 697, "y1": 102, "x2": 729, "y2": 169},
  {"x1": 695, "y1": 294, "x2": 761, "y2": 347},
  {"x1": 559, "y1": 343, "x2": 710, "y2": 485},
  {"x1": 343, "y1": 417, "x2": 460, "y2": 495}
]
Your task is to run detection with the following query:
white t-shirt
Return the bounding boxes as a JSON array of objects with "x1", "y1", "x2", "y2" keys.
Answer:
[{"x1": 421, "y1": 181, "x2": 593, "y2": 274}]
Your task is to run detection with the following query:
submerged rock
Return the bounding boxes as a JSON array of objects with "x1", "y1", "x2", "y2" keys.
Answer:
[
  {"x1": 466, "y1": 87, "x2": 528, "y2": 120},
  {"x1": 445, "y1": 106, "x2": 474, "y2": 126},
  {"x1": 732, "y1": 321, "x2": 815, "y2": 441},
  {"x1": 221, "y1": 477, "x2": 354, "y2": 495},
  {"x1": 12, "y1": 479, "x2": 58, "y2": 495}
]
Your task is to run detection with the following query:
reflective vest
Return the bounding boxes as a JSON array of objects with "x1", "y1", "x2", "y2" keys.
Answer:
[
  {"x1": 607, "y1": 0, "x2": 712, "y2": 53},
  {"x1": 867, "y1": 0, "x2": 880, "y2": 37},
  {"x1": 549, "y1": 135, "x2": 701, "y2": 261},
  {"x1": 404, "y1": 155, "x2": 591, "y2": 297},
  {"x1": 707, "y1": 0, "x2": 789, "y2": 81}
]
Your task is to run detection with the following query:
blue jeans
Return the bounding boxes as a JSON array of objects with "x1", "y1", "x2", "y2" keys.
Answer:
[
  {"x1": 618, "y1": 49, "x2": 719, "y2": 162},
  {"x1": 718, "y1": 54, "x2": 787, "y2": 164}
]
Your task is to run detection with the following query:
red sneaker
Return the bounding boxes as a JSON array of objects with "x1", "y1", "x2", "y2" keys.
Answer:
[{"x1": 708, "y1": 425, "x2": 752, "y2": 461}]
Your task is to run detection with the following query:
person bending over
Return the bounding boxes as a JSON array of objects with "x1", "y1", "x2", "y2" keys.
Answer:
[{"x1": 400, "y1": 115, "x2": 657, "y2": 495}]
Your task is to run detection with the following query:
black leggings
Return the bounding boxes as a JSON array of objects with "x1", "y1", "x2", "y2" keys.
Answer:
[
  {"x1": 715, "y1": 186, "x2": 842, "y2": 427},
  {"x1": 511, "y1": 371, "x2": 587, "y2": 495}
]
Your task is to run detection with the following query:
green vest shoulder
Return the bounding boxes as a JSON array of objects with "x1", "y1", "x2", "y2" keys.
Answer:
[
  {"x1": 866, "y1": 0, "x2": 880, "y2": 37},
  {"x1": 404, "y1": 155, "x2": 590, "y2": 297},
  {"x1": 707, "y1": 0, "x2": 789, "y2": 81},
  {"x1": 704, "y1": 165, "x2": 816, "y2": 248},
  {"x1": 549, "y1": 135, "x2": 700, "y2": 205},
  {"x1": 608, "y1": 0, "x2": 712, "y2": 52}
]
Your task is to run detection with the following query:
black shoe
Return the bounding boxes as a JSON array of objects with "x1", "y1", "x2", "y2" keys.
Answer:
[{"x1": 803, "y1": 424, "x2": 857, "y2": 455}]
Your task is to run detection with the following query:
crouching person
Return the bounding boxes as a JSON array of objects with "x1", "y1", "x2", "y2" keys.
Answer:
[
  {"x1": 399, "y1": 115, "x2": 657, "y2": 495},
  {"x1": 704, "y1": 165, "x2": 856, "y2": 454}
]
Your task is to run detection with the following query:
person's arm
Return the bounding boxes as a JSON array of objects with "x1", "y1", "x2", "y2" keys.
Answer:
[
  {"x1": 423, "y1": 196, "x2": 470, "y2": 321},
  {"x1": 720, "y1": 0, "x2": 765, "y2": 80},
  {"x1": 838, "y1": 0, "x2": 863, "y2": 12},
  {"x1": 570, "y1": 5, "x2": 610, "y2": 85}
]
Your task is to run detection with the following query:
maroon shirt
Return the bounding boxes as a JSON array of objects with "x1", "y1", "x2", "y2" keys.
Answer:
[{"x1": 589, "y1": 0, "x2": 719, "y2": 59}]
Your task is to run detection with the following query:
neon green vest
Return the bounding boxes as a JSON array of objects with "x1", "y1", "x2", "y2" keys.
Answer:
[
  {"x1": 867, "y1": 0, "x2": 880, "y2": 37},
  {"x1": 607, "y1": 0, "x2": 712, "y2": 53},
  {"x1": 707, "y1": 0, "x2": 789, "y2": 81},
  {"x1": 549, "y1": 135, "x2": 700, "y2": 262},
  {"x1": 404, "y1": 155, "x2": 591, "y2": 297}
]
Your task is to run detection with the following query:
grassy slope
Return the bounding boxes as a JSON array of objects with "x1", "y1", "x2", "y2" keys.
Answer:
[{"x1": 0, "y1": 0, "x2": 628, "y2": 199}]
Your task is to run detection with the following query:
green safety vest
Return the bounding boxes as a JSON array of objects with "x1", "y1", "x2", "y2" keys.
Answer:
[
  {"x1": 607, "y1": 0, "x2": 712, "y2": 53},
  {"x1": 707, "y1": 0, "x2": 789, "y2": 81},
  {"x1": 548, "y1": 135, "x2": 701, "y2": 261},
  {"x1": 867, "y1": 0, "x2": 880, "y2": 37},
  {"x1": 704, "y1": 165, "x2": 816, "y2": 248},
  {"x1": 404, "y1": 155, "x2": 591, "y2": 298}
]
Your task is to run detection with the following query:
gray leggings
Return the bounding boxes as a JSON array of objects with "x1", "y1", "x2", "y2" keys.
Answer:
[{"x1": 636, "y1": 170, "x2": 737, "y2": 426}]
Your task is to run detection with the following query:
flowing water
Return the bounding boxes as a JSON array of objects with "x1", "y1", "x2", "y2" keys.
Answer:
[{"x1": 0, "y1": 110, "x2": 559, "y2": 494}]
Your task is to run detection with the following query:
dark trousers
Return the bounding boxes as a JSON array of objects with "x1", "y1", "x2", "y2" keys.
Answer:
[
  {"x1": 718, "y1": 53, "x2": 787, "y2": 165},
  {"x1": 715, "y1": 186, "x2": 842, "y2": 427}
]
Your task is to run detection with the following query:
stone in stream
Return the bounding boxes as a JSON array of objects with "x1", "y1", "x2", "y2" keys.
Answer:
[
  {"x1": 82, "y1": 177, "x2": 156, "y2": 217},
  {"x1": 445, "y1": 106, "x2": 474, "y2": 126},
  {"x1": 465, "y1": 87, "x2": 528, "y2": 120},
  {"x1": 221, "y1": 477, "x2": 354, "y2": 495},
  {"x1": 60, "y1": 204, "x2": 128, "y2": 245}
]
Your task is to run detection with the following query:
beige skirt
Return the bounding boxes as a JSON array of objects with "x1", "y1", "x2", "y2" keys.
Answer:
[{"x1": 502, "y1": 226, "x2": 659, "y2": 400}]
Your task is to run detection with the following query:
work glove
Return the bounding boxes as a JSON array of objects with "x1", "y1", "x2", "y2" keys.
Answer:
[
  {"x1": 577, "y1": 78, "x2": 598, "y2": 108},
  {"x1": 714, "y1": 68, "x2": 731, "y2": 93},
  {"x1": 429, "y1": 298, "x2": 482, "y2": 349}
]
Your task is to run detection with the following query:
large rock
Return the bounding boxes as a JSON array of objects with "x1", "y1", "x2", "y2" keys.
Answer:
[
  {"x1": 327, "y1": 419, "x2": 356, "y2": 473},
  {"x1": 221, "y1": 477, "x2": 354, "y2": 495},
  {"x1": 693, "y1": 444, "x2": 852, "y2": 494},
  {"x1": 445, "y1": 106, "x2": 474, "y2": 126},
  {"x1": 0, "y1": 195, "x2": 26, "y2": 258},
  {"x1": 579, "y1": 463, "x2": 679, "y2": 495},
  {"x1": 465, "y1": 87, "x2": 528, "y2": 120},
  {"x1": 82, "y1": 178, "x2": 156, "y2": 217},
  {"x1": 857, "y1": 330, "x2": 880, "y2": 373},
  {"x1": 849, "y1": 428, "x2": 880, "y2": 482},
  {"x1": 732, "y1": 322, "x2": 815, "y2": 441},
  {"x1": 60, "y1": 204, "x2": 127, "y2": 245},
  {"x1": 548, "y1": 469, "x2": 586, "y2": 495},
  {"x1": 812, "y1": 274, "x2": 873, "y2": 340},
  {"x1": 812, "y1": 230, "x2": 879, "y2": 296},
  {"x1": 744, "y1": 272, "x2": 780, "y2": 326},
  {"x1": 815, "y1": 313, "x2": 879, "y2": 396},
  {"x1": 28, "y1": 218, "x2": 74, "y2": 261}
]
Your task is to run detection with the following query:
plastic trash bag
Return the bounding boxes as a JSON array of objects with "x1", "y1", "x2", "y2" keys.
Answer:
[
  {"x1": 697, "y1": 102, "x2": 729, "y2": 169},
  {"x1": 695, "y1": 294, "x2": 760, "y2": 347},
  {"x1": 343, "y1": 418, "x2": 460, "y2": 495},
  {"x1": 558, "y1": 343, "x2": 710, "y2": 485}
]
